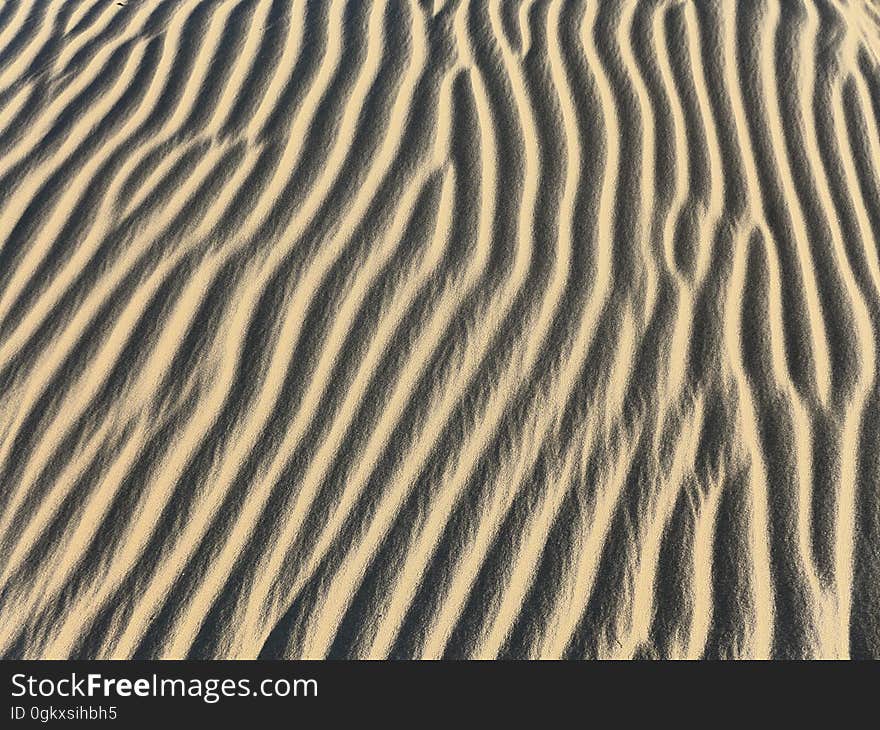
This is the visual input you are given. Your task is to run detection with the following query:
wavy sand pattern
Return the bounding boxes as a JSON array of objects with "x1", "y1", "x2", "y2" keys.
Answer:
[{"x1": 0, "y1": 0, "x2": 879, "y2": 659}]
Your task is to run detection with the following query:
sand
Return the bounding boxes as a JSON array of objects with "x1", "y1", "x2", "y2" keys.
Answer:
[{"x1": 0, "y1": 0, "x2": 879, "y2": 659}]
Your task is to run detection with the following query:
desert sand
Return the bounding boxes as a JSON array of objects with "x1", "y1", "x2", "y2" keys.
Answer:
[{"x1": 0, "y1": 0, "x2": 878, "y2": 659}]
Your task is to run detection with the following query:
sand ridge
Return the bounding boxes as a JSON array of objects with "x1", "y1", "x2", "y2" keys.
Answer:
[{"x1": 0, "y1": 0, "x2": 879, "y2": 659}]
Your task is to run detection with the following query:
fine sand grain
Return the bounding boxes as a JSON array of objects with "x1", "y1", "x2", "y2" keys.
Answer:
[{"x1": 0, "y1": 0, "x2": 879, "y2": 659}]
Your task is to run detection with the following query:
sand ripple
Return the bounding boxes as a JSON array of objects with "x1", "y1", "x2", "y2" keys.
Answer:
[{"x1": 0, "y1": 0, "x2": 879, "y2": 659}]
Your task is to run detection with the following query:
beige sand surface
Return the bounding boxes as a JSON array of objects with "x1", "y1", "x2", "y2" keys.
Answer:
[{"x1": 0, "y1": 0, "x2": 879, "y2": 659}]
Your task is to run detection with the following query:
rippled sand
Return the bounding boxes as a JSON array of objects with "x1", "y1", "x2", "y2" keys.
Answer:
[{"x1": 0, "y1": 0, "x2": 879, "y2": 659}]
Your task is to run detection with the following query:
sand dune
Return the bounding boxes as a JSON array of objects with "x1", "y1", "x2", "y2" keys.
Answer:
[{"x1": 0, "y1": 0, "x2": 879, "y2": 659}]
